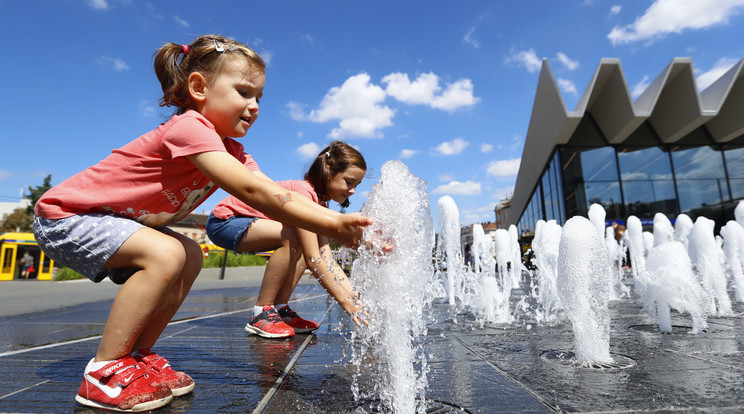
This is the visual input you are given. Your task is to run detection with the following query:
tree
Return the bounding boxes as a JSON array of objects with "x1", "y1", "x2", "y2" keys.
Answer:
[
  {"x1": 24, "y1": 174, "x2": 53, "y2": 215},
  {"x1": 0, "y1": 208, "x2": 30, "y2": 232},
  {"x1": 0, "y1": 174, "x2": 53, "y2": 233}
]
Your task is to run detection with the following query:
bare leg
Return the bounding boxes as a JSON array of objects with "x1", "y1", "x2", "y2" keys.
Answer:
[
  {"x1": 94, "y1": 228, "x2": 203, "y2": 362},
  {"x1": 237, "y1": 219, "x2": 303, "y2": 307}
]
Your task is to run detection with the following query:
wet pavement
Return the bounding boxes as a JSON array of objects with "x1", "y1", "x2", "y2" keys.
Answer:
[{"x1": 2, "y1": 268, "x2": 744, "y2": 413}]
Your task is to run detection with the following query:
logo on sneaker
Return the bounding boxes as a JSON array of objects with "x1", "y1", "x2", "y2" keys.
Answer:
[
  {"x1": 84, "y1": 373, "x2": 123, "y2": 399},
  {"x1": 122, "y1": 373, "x2": 136, "y2": 384},
  {"x1": 102, "y1": 361, "x2": 125, "y2": 377}
]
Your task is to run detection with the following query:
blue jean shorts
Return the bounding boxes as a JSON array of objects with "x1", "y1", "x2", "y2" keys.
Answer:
[
  {"x1": 206, "y1": 213, "x2": 258, "y2": 252},
  {"x1": 33, "y1": 213, "x2": 159, "y2": 284}
]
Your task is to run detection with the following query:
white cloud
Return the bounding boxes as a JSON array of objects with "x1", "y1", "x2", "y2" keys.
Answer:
[
  {"x1": 399, "y1": 149, "x2": 419, "y2": 159},
  {"x1": 297, "y1": 142, "x2": 322, "y2": 159},
  {"x1": 696, "y1": 57, "x2": 739, "y2": 90},
  {"x1": 259, "y1": 50, "x2": 273, "y2": 66},
  {"x1": 0, "y1": 169, "x2": 11, "y2": 180},
  {"x1": 382, "y1": 72, "x2": 480, "y2": 112},
  {"x1": 88, "y1": 0, "x2": 108, "y2": 10},
  {"x1": 295, "y1": 73, "x2": 394, "y2": 139},
  {"x1": 505, "y1": 48, "x2": 542, "y2": 73},
  {"x1": 486, "y1": 158, "x2": 521, "y2": 178},
  {"x1": 557, "y1": 78, "x2": 578, "y2": 95},
  {"x1": 610, "y1": 5, "x2": 622, "y2": 15},
  {"x1": 432, "y1": 138, "x2": 469, "y2": 156},
  {"x1": 97, "y1": 56, "x2": 129, "y2": 72},
  {"x1": 173, "y1": 15, "x2": 189, "y2": 27},
  {"x1": 138, "y1": 100, "x2": 156, "y2": 118},
  {"x1": 301, "y1": 33, "x2": 315, "y2": 45},
  {"x1": 608, "y1": 0, "x2": 744, "y2": 45},
  {"x1": 438, "y1": 173, "x2": 455, "y2": 182},
  {"x1": 462, "y1": 202, "x2": 500, "y2": 224},
  {"x1": 631, "y1": 74, "x2": 650, "y2": 98},
  {"x1": 480, "y1": 143, "x2": 494, "y2": 153},
  {"x1": 431, "y1": 79, "x2": 480, "y2": 112},
  {"x1": 463, "y1": 26, "x2": 479, "y2": 48},
  {"x1": 432, "y1": 180, "x2": 482, "y2": 196},
  {"x1": 556, "y1": 52, "x2": 579, "y2": 71}
]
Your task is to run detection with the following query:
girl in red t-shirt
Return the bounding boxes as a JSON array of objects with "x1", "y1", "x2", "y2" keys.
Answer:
[
  {"x1": 207, "y1": 141, "x2": 367, "y2": 338},
  {"x1": 33, "y1": 35, "x2": 372, "y2": 412}
]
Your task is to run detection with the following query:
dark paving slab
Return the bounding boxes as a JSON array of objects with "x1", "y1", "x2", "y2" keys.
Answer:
[{"x1": 3, "y1": 271, "x2": 744, "y2": 413}]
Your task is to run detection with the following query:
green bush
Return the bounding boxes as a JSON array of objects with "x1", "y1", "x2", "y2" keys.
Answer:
[
  {"x1": 202, "y1": 251, "x2": 267, "y2": 268},
  {"x1": 54, "y1": 267, "x2": 86, "y2": 281}
]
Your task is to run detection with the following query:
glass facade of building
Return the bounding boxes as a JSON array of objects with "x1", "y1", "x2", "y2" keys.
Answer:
[{"x1": 517, "y1": 124, "x2": 744, "y2": 237}]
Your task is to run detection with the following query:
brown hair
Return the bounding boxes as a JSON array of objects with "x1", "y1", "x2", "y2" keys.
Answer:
[
  {"x1": 153, "y1": 34, "x2": 265, "y2": 114},
  {"x1": 305, "y1": 141, "x2": 367, "y2": 208}
]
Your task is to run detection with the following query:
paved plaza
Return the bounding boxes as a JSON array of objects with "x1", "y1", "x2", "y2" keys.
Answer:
[{"x1": 1, "y1": 267, "x2": 744, "y2": 413}]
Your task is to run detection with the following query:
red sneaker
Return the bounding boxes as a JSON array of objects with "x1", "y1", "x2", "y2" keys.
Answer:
[
  {"x1": 278, "y1": 305, "x2": 319, "y2": 333},
  {"x1": 245, "y1": 305, "x2": 295, "y2": 338},
  {"x1": 133, "y1": 349, "x2": 195, "y2": 397},
  {"x1": 75, "y1": 357, "x2": 173, "y2": 412}
]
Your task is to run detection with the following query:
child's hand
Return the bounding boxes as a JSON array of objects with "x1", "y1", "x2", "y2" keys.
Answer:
[
  {"x1": 337, "y1": 213, "x2": 373, "y2": 248},
  {"x1": 352, "y1": 311, "x2": 370, "y2": 327}
]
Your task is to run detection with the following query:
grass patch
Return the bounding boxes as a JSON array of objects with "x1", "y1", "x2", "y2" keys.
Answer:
[
  {"x1": 202, "y1": 252, "x2": 267, "y2": 268},
  {"x1": 54, "y1": 267, "x2": 86, "y2": 281}
]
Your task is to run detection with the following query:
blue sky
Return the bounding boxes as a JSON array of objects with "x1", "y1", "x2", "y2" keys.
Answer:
[{"x1": 1, "y1": 0, "x2": 743, "y2": 227}]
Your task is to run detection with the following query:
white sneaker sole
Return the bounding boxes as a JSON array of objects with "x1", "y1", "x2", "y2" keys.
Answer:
[
  {"x1": 244, "y1": 323, "x2": 294, "y2": 338},
  {"x1": 75, "y1": 393, "x2": 173, "y2": 412}
]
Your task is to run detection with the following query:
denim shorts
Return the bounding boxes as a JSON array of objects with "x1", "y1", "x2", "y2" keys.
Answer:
[
  {"x1": 33, "y1": 213, "x2": 149, "y2": 284},
  {"x1": 206, "y1": 213, "x2": 258, "y2": 252}
]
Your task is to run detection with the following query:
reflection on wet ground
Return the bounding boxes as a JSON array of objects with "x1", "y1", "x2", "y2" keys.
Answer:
[{"x1": 3, "y1": 277, "x2": 744, "y2": 412}]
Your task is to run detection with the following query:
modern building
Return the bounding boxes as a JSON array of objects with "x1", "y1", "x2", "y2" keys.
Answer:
[
  {"x1": 493, "y1": 197, "x2": 511, "y2": 229},
  {"x1": 509, "y1": 57, "x2": 744, "y2": 240}
]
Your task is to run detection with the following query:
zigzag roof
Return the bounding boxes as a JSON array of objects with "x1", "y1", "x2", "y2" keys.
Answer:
[{"x1": 509, "y1": 57, "x2": 744, "y2": 226}]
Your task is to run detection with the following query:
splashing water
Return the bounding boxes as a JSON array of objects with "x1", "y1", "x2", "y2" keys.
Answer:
[
  {"x1": 736, "y1": 200, "x2": 744, "y2": 228},
  {"x1": 626, "y1": 216, "x2": 646, "y2": 278},
  {"x1": 721, "y1": 220, "x2": 744, "y2": 302},
  {"x1": 653, "y1": 213, "x2": 674, "y2": 247},
  {"x1": 531, "y1": 219, "x2": 563, "y2": 323},
  {"x1": 588, "y1": 203, "x2": 606, "y2": 238},
  {"x1": 639, "y1": 241, "x2": 709, "y2": 333},
  {"x1": 674, "y1": 213, "x2": 694, "y2": 249},
  {"x1": 350, "y1": 160, "x2": 435, "y2": 413},
  {"x1": 435, "y1": 195, "x2": 461, "y2": 305},
  {"x1": 557, "y1": 216, "x2": 612, "y2": 364},
  {"x1": 688, "y1": 216, "x2": 732, "y2": 316}
]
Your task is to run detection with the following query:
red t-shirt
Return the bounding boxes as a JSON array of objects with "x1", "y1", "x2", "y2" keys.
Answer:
[
  {"x1": 36, "y1": 110, "x2": 259, "y2": 227},
  {"x1": 212, "y1": 179, "x2": 319, "y2": 220}
]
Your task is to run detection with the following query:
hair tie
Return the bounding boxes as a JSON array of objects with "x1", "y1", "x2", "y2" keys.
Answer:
[
  {"x1": 181, "y1": 44, "x2": 189, "y2": 55},
  {"x1": 325, "y1": 151, "x2": 331, "y2": 158}
]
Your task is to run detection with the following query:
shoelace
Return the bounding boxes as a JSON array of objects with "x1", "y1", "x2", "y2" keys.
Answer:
[
  {"x1": 279, "y1": 307, "x2": 298, "y2": 318},
  {"x1": 263, "y1": 308, "x2": 284, "y2": 323}
]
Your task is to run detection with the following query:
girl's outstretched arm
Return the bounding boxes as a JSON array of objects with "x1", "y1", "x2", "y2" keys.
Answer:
[
  {"x1": 297, "y1": 229, "x2": 366, "y2": 326},
  {"x1": 188, "y1": 151, "x2": 371, "y2": 247}
]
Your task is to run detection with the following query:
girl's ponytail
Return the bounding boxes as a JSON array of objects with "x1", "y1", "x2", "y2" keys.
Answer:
[
  {"x1": 305, "y1": 141, "x2": 367, "y2": 209},
  {"x1": 152, "y1": 34, "x2": 266, "y2": 114}
]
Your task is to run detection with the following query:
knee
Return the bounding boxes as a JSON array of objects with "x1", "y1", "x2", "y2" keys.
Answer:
[{"x1": 182, "y1": 240, "x2": 204, "y2": 277}]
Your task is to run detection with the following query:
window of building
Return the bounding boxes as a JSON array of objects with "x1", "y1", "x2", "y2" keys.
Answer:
[
  {"x1": 724, "y1": 146, "x2": 744, "y2": 200},
  {"x1": 560, "y1": 146, "x2": 621, "y2": 219},
  {"x1": 671, "y1": 145, "x2": 728, "y2": 218},
  {"x1": 617, "y1": 146, "x2": 677, "y2": 220}
]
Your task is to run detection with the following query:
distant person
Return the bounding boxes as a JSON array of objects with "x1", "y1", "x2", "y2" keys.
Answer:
[
  {"x1": 33, "y1": 34, "x2": 372, "y2": 412},
  {"x1": 20, "y1": 252, "x2": 33, "y2": 279},
  {"x1": 464, "y1": 244, "x2": 473, "y2": 270},
  {"x1": 208, "y1": 141, "x2": 366, "y2": 338}
]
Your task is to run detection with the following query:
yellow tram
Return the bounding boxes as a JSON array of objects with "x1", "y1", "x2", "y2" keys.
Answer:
[{"x1": 0, "y1": 232, "x2": 55, "y2": 281}]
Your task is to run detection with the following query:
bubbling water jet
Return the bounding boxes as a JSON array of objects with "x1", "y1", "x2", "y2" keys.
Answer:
[
  {"x1": 350, "y1": 160, "x2": 435, "y2": 413},
  {"x1": 435, "y1": 195, "x2": 462, "y2": 305},
  {"x1": 557, "y1": 216, "x2": 612, "y2": 364}
]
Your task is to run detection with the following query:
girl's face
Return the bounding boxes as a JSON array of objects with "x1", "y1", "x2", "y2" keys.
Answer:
[
  {"x1": 199, "y1": 58, "x2": 265, "y2": 139},
  {"x1": 327, "y1": 166, "x2": 365, "y2": 205}
]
